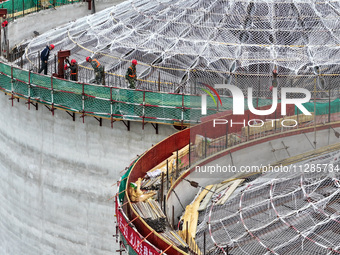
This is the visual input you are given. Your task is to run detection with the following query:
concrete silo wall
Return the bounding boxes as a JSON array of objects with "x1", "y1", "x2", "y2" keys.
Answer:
[{"x1": 0, "y1": 92, "x2": 175, "y2": 254}]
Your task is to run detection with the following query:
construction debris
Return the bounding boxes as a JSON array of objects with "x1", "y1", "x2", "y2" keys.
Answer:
[
  {"x1": 178, "y1": 178, "x2": 246, "y2": 254},
  {"x1": 141, "y1": 144, "x2": 189, "y2": 190},
  {"x1": 160, "y1": 231, "x2": 188, "y2": 251},
  {"x1": 132, "y1": 200, "x2": 166, "y2": 232},
  {"x1": 129, "y1": 178, "x2": 156, "y2": 202}
]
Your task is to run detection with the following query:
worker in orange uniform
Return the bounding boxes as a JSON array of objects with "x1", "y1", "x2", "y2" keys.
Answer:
[
  {"x1": 86, "y1": 56, "x2": 104, "y2": 84},
  {"x1": 64, "y1": 59, "x2": 78, "y2": 81},
  {"x1": 125, "y1": 59, "x2": 138, "y2": 89}
]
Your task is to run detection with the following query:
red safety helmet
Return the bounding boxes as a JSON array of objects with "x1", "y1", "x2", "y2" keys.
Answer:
[
  {"x1": 64, "y1": 64, "x2": 68, "y2": 70},
  {"x1": 132, "y1": 59, "x2": 137, "y2": 65},
  {"x1": 86, "y1": 56, "x2": 91, "y2": 62},
  {"x1": 50, "y1": 44, "x2": 55, "y2": 50},
  {"x1": 1, "y1": 20, "x2": 8, "y2": 28},
  {"x1": 71, "y1": 59, "x2": 77, "y2": 64}
]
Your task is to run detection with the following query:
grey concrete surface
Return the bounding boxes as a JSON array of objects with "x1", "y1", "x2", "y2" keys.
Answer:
[
  {"x1": 9, "y1": 0, "x2": 126, "y2": 49},
  {"x1": 167, "y1": 127, "x2": 340, "y2": 223},
  {"x1": 0, "y1": 1, "x2": 177, "y2": 254},
  {"x1": 0, "y1": 91, "x2": 175, "y2": 254}
]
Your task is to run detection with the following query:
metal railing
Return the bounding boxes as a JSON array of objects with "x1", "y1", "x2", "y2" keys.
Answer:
[
  {"x1": 18, "y1": 53, "x2": 340, "y2": 96},
  {"x1": 0, "y1": 60, "x2": 208, "y2": 126}
]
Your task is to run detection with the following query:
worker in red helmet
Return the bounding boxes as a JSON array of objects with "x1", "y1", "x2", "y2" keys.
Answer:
[
  {"x1": 38, "y1": 44, "x2": 55, "y2": 75},
  {"x1": 64, "y1": 58, "x2": 78, "y2": 81},
  {"x1": 1, "y1": 20, "x2": 8, "y2": 28},
  {"x1": 125, "y1": 59, "x2": 138, "y2": 89},
  {"x1": 2, "y1": 20, "x2": 8, "y2": 43},
  {"x1": 86, "y1": 56, "x2": 104, "y2": 84}
]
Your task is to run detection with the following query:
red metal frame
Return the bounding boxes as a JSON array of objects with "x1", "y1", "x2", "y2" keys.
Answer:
[
  {"x1": 0, "y1": 9, "x2": 7, "y2": 19},
  {"x1": 126, "y1": 129, "x2": 190, "y2": 255},
  {"x1": 86, "y1": 0, "x2": 92, "y2": 10},
  {"x1": 116, "y1": 199, "x2": 160, "y2": 255},
  {"x1": 53, "y1": 50, "x2": 71, "y2": 79}
]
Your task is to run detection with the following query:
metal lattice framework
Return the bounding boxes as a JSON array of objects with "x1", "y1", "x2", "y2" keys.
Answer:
[
  {"x1": 21, "y1": 0, "x2": 340, "y2": 94},
  {"x1": 195, "y1": 150, "x2": 340, "y2": 254}
]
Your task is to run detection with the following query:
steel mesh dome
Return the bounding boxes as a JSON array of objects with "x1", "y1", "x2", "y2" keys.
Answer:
[
  {"x1": 23, "y1": 0, "x2": 340, "y2": 91},
  {"x1": 194, "y1": 150, "x2": 340, "y2": 254}
]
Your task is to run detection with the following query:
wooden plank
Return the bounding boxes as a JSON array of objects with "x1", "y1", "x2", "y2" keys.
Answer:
[
  {"x1": 189, "y1": 185, "x2": 213, "y2": 239},
  {"x1": 215, "y1": 181, "x2": 233, "y2": 194},
  {"x1": 172, "y1": 144, "x2": 189, "y2": 158},
  {"x1": 189, "y1": 236, "x2": 202, "y2": 255},
  {"x1": 179, "y1": 204, "x2": 192, "y2": 240},
  {"x1": 198, "y1": 184, "x2": 217, "y2": 211},
  {"x1": 179, "y1": 184, "x2": 213, "y2": 243},
  {"x1": 170, "y1": 231, "x2": 187, "y2": 247},
  {"x1": 218, "y1": 179, "x2": 245, "y2": 205}
]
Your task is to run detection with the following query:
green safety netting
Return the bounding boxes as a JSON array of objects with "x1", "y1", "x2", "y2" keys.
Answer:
[
  {"x1": 118, "y1": 159, "x2": 138, "y2": 203},
  {"x1": 0, "y1": 62, "x2": 283, "y2": 125},
  {"x1": 296, "y1": 99, "x2": 340, "y2": 116},
  {"x1": 5, "y1": 63, "x2": 340, "y2": 126},
  {"x1": 0, "y1": 61, "x2": 11, "y2": 75}
]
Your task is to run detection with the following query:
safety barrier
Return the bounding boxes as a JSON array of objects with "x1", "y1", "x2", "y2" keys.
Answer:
[
  {"x1": 3, "y1": 58, "x2": 340, "y2": 128},
  {"x1": 115, "y1": 198, "x2": 160, "y2": 255},
  {"x1": 0, "y1": 61, "x2": 202, "y2": 125},
  {"x1": 122, "y1": 129, "x2": 190, "y2": 255},
  {"x1": 297, "y1": 98, "x2": 340, "y2": 116},
  {"x1": 0, "y1": 60, "x2": 280, "y2": 126},
  {"x1": 24, "y1": 51, "x2": 340, "y2": 96}
]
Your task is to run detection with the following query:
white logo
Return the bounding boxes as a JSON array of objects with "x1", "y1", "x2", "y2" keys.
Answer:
[{"x1": 201, "y1": 84, "x2": 311, "y2": 116}]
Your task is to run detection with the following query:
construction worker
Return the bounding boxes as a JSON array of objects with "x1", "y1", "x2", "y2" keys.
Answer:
[
  {"x1": 125, "y1": 59, "x2": 138, "y2": 89},
  {"x1": 64, "y1": 59, "x2": 78, "y2": 81},
  {"x1": 2, "y1": 20, "x2": 8, "y2": 44},
  {"x1": 38, "y1": 44, "x2": 54, "y2": 75},
  {"x1": 270, "y1": 69, "x2": 278, "y2": 91},
  {"x1": 86, "y1": 56, "x2": 104, "y2": 84}
]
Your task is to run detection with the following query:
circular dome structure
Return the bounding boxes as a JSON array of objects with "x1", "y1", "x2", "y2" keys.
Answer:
[
  {"x1": 194, "y1": 151, "x2": 340, "y2": 254},
  {"x1": 23, "y1": 0, "x2": 340, "y2": 92}
]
